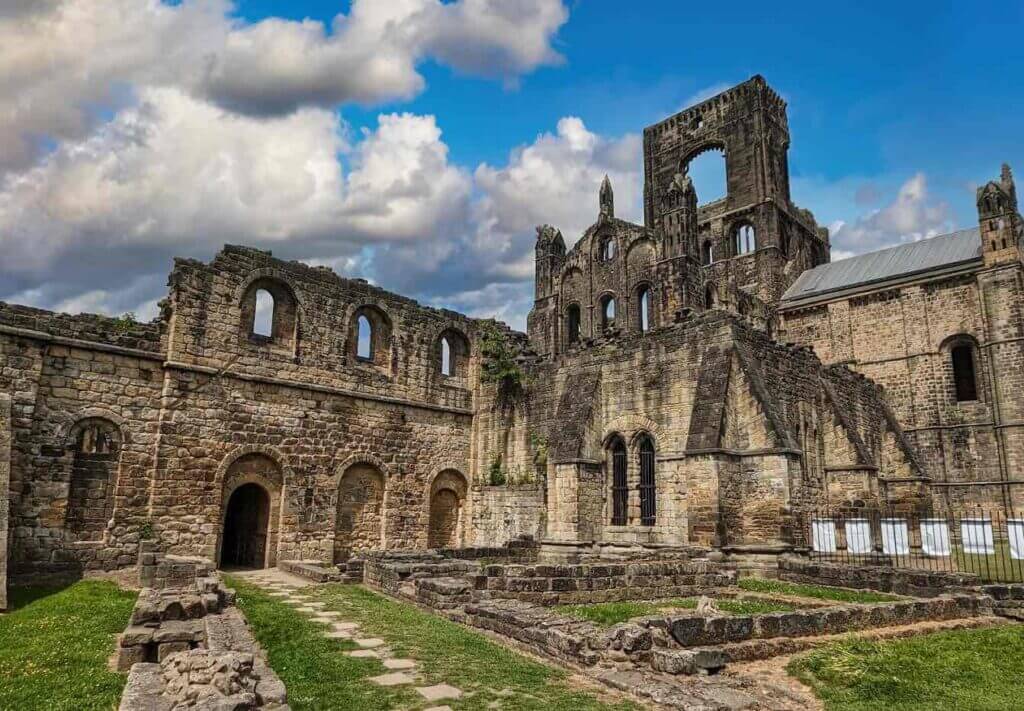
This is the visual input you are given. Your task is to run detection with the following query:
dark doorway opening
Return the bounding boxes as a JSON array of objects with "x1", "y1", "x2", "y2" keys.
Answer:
[{"x1": 220, "y1": 483, "x2": 270, "y2": 569}]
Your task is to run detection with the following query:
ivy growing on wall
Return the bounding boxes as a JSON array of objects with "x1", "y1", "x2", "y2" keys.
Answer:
[
  {"x1": 478, "y1": 321, "x2": 525, "y2": 396},
  {"x1": 488, "y1": 454, "x2": 507, "y2": 486}
]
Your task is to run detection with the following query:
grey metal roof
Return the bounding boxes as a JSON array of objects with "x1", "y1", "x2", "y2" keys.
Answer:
[{"x1": 781, "y1": 227, "x2": 982, "y2": 305}]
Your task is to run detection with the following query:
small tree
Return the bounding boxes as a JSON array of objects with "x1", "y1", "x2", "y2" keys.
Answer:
[{"x1": 112, "y1": 312, "x2": 137, "y2": 333}]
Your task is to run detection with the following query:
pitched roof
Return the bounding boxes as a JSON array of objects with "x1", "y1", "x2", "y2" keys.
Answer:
[{"x1": 781, "y1": 227, "x2": 982, "y2": 306}]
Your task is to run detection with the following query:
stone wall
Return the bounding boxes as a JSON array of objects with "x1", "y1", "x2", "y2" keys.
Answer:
[
  {"x1": 980, "y1": 584, "x2": 1024, "y2": 620},
  {"x1": 0, "y1": 246, "x2": 486, "y2": 578},
  {"x1": 779, "y1": 249, "x2": 1024, "y2": 510},
  {"x1": 0, "y1": 392, "x2": 10, "y2": 610},
  {"x1": 492, "y1": 307, "x2": 925, "y2": 550},
  {"x1": 479, "y1": 559, "x2": 735, "y2": 606},
  {"x1": 469, "y1": 484, "x2": 545, "y2": 546},
  {"x1": 777, "y1": 555, "x2": 981, "y2": 597}
]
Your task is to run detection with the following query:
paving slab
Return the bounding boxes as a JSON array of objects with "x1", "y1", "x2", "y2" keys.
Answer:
[
  {"x1": 326, "y1": 629, "x2": 353, "y2": 639},
  {"x1": 416, "y1": 685, "x2": 463, "y2": 702},
  {"x1": 369, "y1": 672, "x2": 416, "y2": 687},
  {"x1": 346, "y1": 649, "x2": 380, "y2": 658},
  {"x1": 355, "y1": 638, "x2": 385, "y2": 649},
  {"x1": 383, "y1": 658, "x2": 417, "y2": 671},
  {"x1": 424, "y1": 707, "x2": 454, "y2": 711}
]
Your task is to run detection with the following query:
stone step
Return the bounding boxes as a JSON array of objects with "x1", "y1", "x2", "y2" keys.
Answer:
[
  {"x1": 686, "y1": 614, "x2": 1008, "y2": 667},
  {"x1": 278, "y1": 560, "x2": 341, "y2": 583}
]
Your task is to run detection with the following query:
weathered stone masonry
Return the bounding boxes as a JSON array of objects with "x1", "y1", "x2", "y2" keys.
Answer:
[
  {"x1": 0, "y1": 393, "x2": 10, "y2": 609},
  {"x1": 1, "y1": 76, "x2": 1019, "y2": 588},
  {"x1": 0, "y1": 245, "x2": 486, "y2": 582}
]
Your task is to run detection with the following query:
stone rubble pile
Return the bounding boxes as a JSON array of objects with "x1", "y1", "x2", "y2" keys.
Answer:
[{"x1": 117, "y1": 550, "x2": 289, "y2": 710}]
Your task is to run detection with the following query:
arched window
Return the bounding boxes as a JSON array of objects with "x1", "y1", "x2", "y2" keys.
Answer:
[
  {"x1": 951, "y1": 342, "x2": 979, "y2": 402},
  {"x1": 601, "y1": 294, "x2": 616, "y2": 331},
  {"x1": 637, "y1": 434, "x2": 656, "y2": 526},
  {"x1": 637, "y1": 286, "x2": 652, "y2": 333},
  {"x1": 440, "y1": 336, "x2": 452, "y2": 376},
  {"x1": 735, "y1": 224, "x2": 756, "y2": 255},
  {"x1": 704, "y1": 284, "x2": 716, "y2": 310},
  {"x1": 357, "y1": 315, "x2": 373, "y2": 360},
  {"x1": 701, "y1": 240, "x2": 713, "y2": 266},
  {"x1": 609, "y1": 436, "x2": 628, "y2": 526},
  {"x1": 241, "y1": 278, "x2": 297, "y2": 348},
  {"x1": 350, "y1": 305, "x2": 392, "y2": 367},
  {"x1": 253, "y1": 289, "x2": 274, "y2": 337},
  {"x1": 566, "y1": 304, "x2": 581, "y2": 345},
  {"x1": 600, "y1": 236, "x2": 616, "y2": 261},
  {"x1": 437, "y1": 328, "x2": 469, "y2": 378}
]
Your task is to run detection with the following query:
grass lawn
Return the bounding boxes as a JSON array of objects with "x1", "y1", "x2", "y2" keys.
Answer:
[
  {"x1": 737, "y1": 578, "x2": 901, "y2": 604},
  {"x1": 954, "y1": 544, "x2": 1024, "y2": 582},
  {"x1": 228, "y1": 576, "x2": 638, "y2": 711},
  {"x1": 789, "y1": 625, "x2": 1024, "y2": 711},
  {"x1": 0, "y1": 580, "x2": 137, "y2": 711},
  {"x1": 554, "y1": 597, "x2": 799, "y2": 627}
]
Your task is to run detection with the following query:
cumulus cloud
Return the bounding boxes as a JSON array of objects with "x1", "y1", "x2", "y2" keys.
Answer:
[
  {"x1": 367, "y1": 116, "x2": 642, "y2": 302},
  {"x1": 830, "y1": 173, "x2": 954, "y2": 256},
  {"x1": 0, "y1": 87, "x2": 479, "y2": 308},
  {"x1": 0, "y1": 78, "x2": 635, "y2": 330},
  {"x1": 0, "y1": 0, "x2": 579, "y2": 328},
  {"x1": 0, "y1": 0, "x2": 569, "y2": 172}
]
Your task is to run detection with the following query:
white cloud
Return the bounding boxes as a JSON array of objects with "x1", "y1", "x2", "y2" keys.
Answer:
[
  {"x1": 474, "y1": 117, "x2": 642, "y2": 253},
  {"x1": 0, "y1": 0, "x2": 569, "y2": 172},
  {"x1": 830, "y1": 173, "x2": 954, "y2": 255},
  {"x1": 0, "y1": 78, "x2": 636, "y2": 329},
  {"x1": 0, "y1": 87, "x2": 475, "y2": 309},
  {"x1": 0, "y1": 0, "x2": 650, "y2": 330}
]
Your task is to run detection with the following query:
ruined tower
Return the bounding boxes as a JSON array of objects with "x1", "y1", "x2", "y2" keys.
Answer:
[
  {"x1": 978, "y1": 163, "x2": 1022, "y2": 266},
  {"x1": 642, "y1": 75, "x2": 829, "y2": 310}
]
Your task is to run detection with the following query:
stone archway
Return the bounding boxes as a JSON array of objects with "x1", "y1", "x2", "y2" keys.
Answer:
[
  {"x1": 220, "y1": 483, "x2": 270, "y2": 568},
  {"x1": 427, "y1": 469, "x2": 468, "y2": 549},
  {"x1": 218, "y1": 452, "x2": 283, "y2": 569},
  {"x1": 334, "y1": 463, "x2": 385, "y2": 562}
]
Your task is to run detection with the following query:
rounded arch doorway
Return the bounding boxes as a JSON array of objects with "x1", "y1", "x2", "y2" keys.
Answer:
[
  {"x1": 220, "y1": 483, "x2": 271, "y2": 569},
  {"x1": 427, "y1": 469, "x2": 468, "y2": 549}
]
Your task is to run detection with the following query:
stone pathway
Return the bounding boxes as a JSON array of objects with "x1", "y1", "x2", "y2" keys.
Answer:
[{"x1": 235, "y1": 568, "x2": 465, "y2": 706}]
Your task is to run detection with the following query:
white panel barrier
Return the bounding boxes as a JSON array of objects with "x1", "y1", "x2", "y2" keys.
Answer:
[
  {"x1": 921, "y1": 519, "x2": 951, "y2": 556},
  {"x1": 880, "y1": 518, "x2": 910, "y2": 555},
  {"x1": 812, "y1": 519, "x2": 837, "y2": 553},
  {"x1": 1009, "y1": 519, "x2": 1024, "y2": 561},
  {"x1": 961, "y1": 518, "x2": 995, "y2": 555},
  {"x1": 845, "y1": 518, "x2": 872, "y2": 554}
]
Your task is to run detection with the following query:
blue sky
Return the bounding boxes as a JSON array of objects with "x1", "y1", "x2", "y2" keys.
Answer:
[
  {"x1": 1, "y1": 1, "x2": 1022, "y2": 328},
  {"x1": 238, "y1": 0, "x2": 1024, "y2": 227}
]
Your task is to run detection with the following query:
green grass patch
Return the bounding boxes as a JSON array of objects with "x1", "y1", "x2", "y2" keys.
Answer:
[
  {"x1": 228, "y1": 577, "x2": 419, "y2": 710},
  {"x1": 554, "y1": 597, "x2": 798, "y2": 627},
  {"x1": 229, "y1": 577, "x2": 637, "y2": 711},
  {"x1": 788, "y1": 625, "x2": 1024, "y2": 711},
  {"x1": 0, "y1": 580, "x2": 137, "y2": 711},
  {"x1": 738, "y1": 578, "x2": 901, "y2": 604},
  {"x1": 954, "y1": 544, "x2": 1024, "y2": 583}
]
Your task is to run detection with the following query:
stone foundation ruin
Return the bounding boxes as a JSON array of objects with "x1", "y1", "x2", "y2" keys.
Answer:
[{"x1": 117, "y1": 547, "x2": 287, "y2": 710}]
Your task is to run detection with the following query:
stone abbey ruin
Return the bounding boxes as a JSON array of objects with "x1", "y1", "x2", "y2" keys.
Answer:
[{"x1": 3, "y1": 76, "x2": 1024, "y2": 707}]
